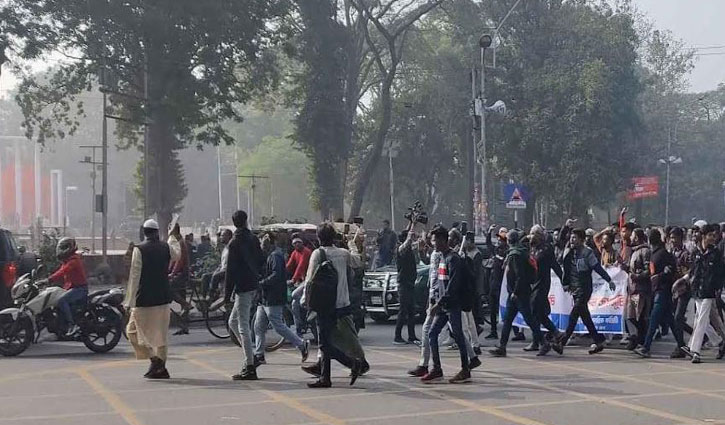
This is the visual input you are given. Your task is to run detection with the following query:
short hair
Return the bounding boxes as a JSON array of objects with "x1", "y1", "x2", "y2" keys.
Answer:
[
  {"x1": 648, "y1": 228, "x2": 663, "y2": 245},
  {"x1": 383, "y1": 219, "x2": 390, "y2": 225},
  {"x1": 430, "y1": 224, "x2": 448, "y2": 240},
  {"x1": 702, "y1": 223, "x2": 720, "y2": 236},
  {"x1": 571, "y1": 228, "x2": 586, "y2": 240},
  {"x1": 317, "y1": 222, "x2": 337, "y2": 246},
  {"x1": 669, "y1": 227, "x2": 684, "y2": 238},
  {"x1": 633, "y1": 228, "x2": 647, "y2": 243},
  {"x1": 623, "y1": 222, "x2": 636, "y2": 231},
  {"x1": 448, "y1": 228, "x2": 462, "y2": 243},
  {"x1": 232, "y1": 210, "x2": 248, "y2": 228},
  {"x1": 265, "y1": 232, "x2": 276, "y2": 244},
  {"x1": 507, "y1": 229, "x2": 521, "y2": 245},
  {"x1": 221, "y1": 229, "x2": 233, "y2": 238}
]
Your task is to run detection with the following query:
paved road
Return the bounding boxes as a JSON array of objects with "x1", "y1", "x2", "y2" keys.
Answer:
[{"x1": 1, "y1": 319, "x2": 724, "y2": 425}]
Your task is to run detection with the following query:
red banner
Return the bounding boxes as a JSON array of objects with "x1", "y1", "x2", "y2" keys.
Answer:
[{"x1": 627, "y1": 176, "x2": 659, "y2": 200}]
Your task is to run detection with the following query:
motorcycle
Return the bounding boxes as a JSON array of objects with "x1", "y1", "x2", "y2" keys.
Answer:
[{"x1": 0, "y1": 269, "x2": 125, "y2": 357}]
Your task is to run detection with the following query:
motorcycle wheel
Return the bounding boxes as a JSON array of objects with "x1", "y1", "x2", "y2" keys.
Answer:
[
  {"x1": 82, "y1": 305, "x2": 123, "y2": 353},
  {"x1": 0, "y1": 315, "x2": 34, "y2": 357}
]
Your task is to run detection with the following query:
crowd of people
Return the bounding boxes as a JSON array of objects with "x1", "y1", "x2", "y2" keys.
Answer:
[{"x1": 118, "y1": 207, "x2": 725, "y2": 386}]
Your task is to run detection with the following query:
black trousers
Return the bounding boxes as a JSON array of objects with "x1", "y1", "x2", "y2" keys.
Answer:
[
  {"x1": 532, "y1": 288, "x2": 559, "y2": 337},
  {"x1": 489, "y1": 278, "x2": 502, "y2": 331},
  {"x1": 500, "y1": 294, "x2": 544, "y2": 347},
  {"x1": 674, "y1": 292, "x2": 694, "y2": 338},
  {"x1": 318, "y1": 310, "x2": 356, "y2": 381},
  {"x1": 561, "y1": 288, "x2": 604, "y2": 344},
  {"x1": 395, "y1": 288, "x2": 417, "y2": 340}
]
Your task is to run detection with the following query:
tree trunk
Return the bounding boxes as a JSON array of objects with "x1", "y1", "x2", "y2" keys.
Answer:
[{"x1": 348, "y1": 72, "x2": 395, "y2": 221}]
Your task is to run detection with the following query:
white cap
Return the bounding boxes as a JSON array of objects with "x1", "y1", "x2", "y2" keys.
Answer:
[
  {"x1": 143, "y1": 219, "x2": 159, "y2": 230},
  {"x1": 585, "y1": 228, "x2": 595, "y2": 237},
  {"x1": 694, "y1": 220, "x2": 708, "y2": 230}
]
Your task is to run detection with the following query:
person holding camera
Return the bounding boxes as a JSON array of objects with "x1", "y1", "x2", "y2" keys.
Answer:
[
  {"x1": 394, "y1": 225, "x2": 421, "y2": 345},
  {"x1": 374, "y1": 220, "x2": 397, "y2": 269}
]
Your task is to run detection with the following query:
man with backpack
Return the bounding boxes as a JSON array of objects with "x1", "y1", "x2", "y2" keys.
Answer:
[
  {"x1": 489, "y1": 230, "x2": 551, "y2": 357},
  {"x1": 303, "y1": 222, "x2": 365, "y2": 388}
]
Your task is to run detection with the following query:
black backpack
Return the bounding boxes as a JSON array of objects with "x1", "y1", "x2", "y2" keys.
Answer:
[{"x1": 306, "y1": 248, "x2": 338, "y2": 313}]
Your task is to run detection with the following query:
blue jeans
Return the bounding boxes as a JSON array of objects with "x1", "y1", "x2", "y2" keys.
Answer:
[
  {"x1": 57, "y1": 286, "x2": 88, "y2": 330},
  {"x1": 291, "y1": 285, "x2": 305, "y2": 336},
  {"x1": 643, "y1": 292, "x2": 674, "y2": 351},
  {"x1": 429, "y1": 307, "x2": 468, "y2": 370},
  {"x1": 254, "y1": 305, "x2": 304, "y2": 356},
  {"x1": 228, "y1": 291, "x2": 255, "y2": 367}
]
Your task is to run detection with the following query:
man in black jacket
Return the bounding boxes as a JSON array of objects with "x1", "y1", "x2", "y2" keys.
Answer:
[
  {"x1": 682, "y1": 224, "x2": 725, "y2": 363},
  {"x1": 394, "y1": 228, "x2": 420, "y2": 345},
  {"x1": 634, "y1": 229, "x2": 678, "y2": 358},
  {"x1": 485, "y1": 225, "x2": 508, "y2": 339},
  {"x1": 489, "y1": 230, "x2": 550, "y2": 357},
  {"x1": 554, "y1": 229, "x2": 615, "y2": 356},
  {"x1": 253, "y1": 233, "x2": 309, "y2": 366},
  {"x1": 225, "y1": 210, "x2": 264, "y2": 381},
  {"x1": 527, "y1": 225, "x2": 564, "y2": 351},
  {"x1": 422, "y1": 225, "x2": 471, "y2": 384}
]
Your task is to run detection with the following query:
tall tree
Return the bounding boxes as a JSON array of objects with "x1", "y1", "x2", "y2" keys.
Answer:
[{"x1": 11, "y1": 0, "x2": 287, "y2": 231}]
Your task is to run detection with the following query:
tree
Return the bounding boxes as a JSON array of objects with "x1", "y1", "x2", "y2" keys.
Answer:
[
  {"x1": 11, "y1": 0, "x2": 288, "y2": 232},
  {"x1": 346, "y1": 0, "x2": 443, "y2": 221}
]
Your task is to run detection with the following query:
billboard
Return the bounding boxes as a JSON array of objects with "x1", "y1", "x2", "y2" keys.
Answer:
[{"x1": 627, "y1": 176, "x2": 659, "y2": 200}]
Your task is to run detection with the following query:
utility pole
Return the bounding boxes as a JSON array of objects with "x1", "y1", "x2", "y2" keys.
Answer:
[
  {"x1": 383, "y1": 140, "x2": 399, "y2": 230},
  {"x1": 470, "y1": 67, "x2": 478, "y2": 234},
  {"x1": 143, "y1": 53, "x2": 150, "y2": 220},
  {"x1": 238, "y1": 175, "x2": 269, "y2": 228},
  {"x1": 478, "y1": 35, "x2": 492, "y2": 228},
  {"x1": 101, "y1": 71, "x2": 108, "y2": 261},
  {"x1": 216, "y1": 145, "x2": 223, "y2": 221},
  {"x1": 80, "y1": 146, "x2": 103, "y2": 253}
]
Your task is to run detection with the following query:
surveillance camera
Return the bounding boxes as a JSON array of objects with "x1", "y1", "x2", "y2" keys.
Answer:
[{"x1": 479, "y1": 34, "x2": 493, "y2": 49}]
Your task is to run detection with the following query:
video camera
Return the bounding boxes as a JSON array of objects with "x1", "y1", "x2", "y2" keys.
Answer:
[{"x1": 404, "y1": 201, "x2": 428, "y2": 225}]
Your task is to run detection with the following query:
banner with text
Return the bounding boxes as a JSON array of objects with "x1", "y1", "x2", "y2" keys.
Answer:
[{"x1": 499, "y1": 266, "x2": 627, "y2": 334}]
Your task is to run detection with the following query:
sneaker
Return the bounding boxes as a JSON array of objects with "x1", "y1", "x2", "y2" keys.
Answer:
[
  {"x1": 691, "y1": 353, "x2": 702, "y2": 364},
  {"x1": 420, "y1": 368, "x2": 443, "y2": 384},
  {"x1": 552, "y1": 342, "x2": 564, "y2": 355},
  {"x1": 301, "y1": 362, "x2": 322, "y2": 377},
  {"x1": 254, "y1": 355, "x2": 266, "y2": 367},
  {"x1": 469, "y1": 357, "x2": 482, "y2": 370},
  {"x1": 408, "y1": 365, "x2": 428, "y2": 377},
  {"x1": 620, "y1": 336, "x2": 630, "y2": 345},
  {"x1": 588, "y1": 343, "x2": 604, "y2": 355},
  {"x1": 488, "y1": 346, "x2": 507, "y2": 357},
  {"x1": 349, "y1": 359, "x2": 363, "y2": 386},
  {"x1": 65, "y1": 324, "x2": 80, "y2": 337},
  {"x1": 680, "y1": 346, "x2": 694, "y2": 359},
  {"x1": 300, "y1": 340, "x2": 310, "y2": 363},
  {"x1": 670, "y1": 347, "x2": 686, "y2": 359},
  {"x1": 408, "y1": 338, "x2": 422, "y2": 347},
  {"x1": 536, "y1": 342, "x2": 551, "y2": 357},
  {"x1": 703, "y1": 341, "x2": 714, "y2": 351},
  {"x1": 625, "y1": 339, "x2": 638, "y2": 351},
  {"x1": 633, "y1": 346, "x2": 651, "y2": 358},
  {"x1": 232, "y1": 367, "x2": 258, "y2": 381},
  {"x1": 446, "y1": 343, "x2": 459, "y2": 351},
  {"x1": 484, "y1": 332, "x2": 498, "y2": 340},
  {"x1": 307, "y1": 379, "x2": 332, "y2": 388},
  {"x1": 449, "y1": 369, "x2": 471, "y2": 384},
  {"x1": 523, "y1": 342, "x2": 539, "y2": 352},
  {"x1": 473, "y1": 346, "x2": 482, "y2": 356},
  {"x1": 393, "y1": 338, "x2": 408, "y2": 345},
  {"x1": 717, "y1": 343, "x2": 725, "y2": 360},
  {"x1": 147, "y1": 366, "x2": 170, "y2": 379},
  {"x1": 512, "y1": 333, "x2": 526, "y2": 342}
]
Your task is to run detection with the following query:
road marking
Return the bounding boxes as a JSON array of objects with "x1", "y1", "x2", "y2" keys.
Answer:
[
  {"x1": 76, "y1": 369, "x2": 145, "y2": 425},
  {"x1": 182, "y1": 356, "x2": 346, "y2": 425},
  {"x1": 367, "y1": 348, "x2": 705, "y2": 424}
]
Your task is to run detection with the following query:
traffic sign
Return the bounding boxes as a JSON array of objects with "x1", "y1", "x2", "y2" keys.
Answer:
[{"x1": 504, "y1": 183, "x2": 529, "y2": 209}]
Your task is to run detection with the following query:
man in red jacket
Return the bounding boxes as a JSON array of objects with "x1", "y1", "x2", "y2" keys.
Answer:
[
  {"x1": 287, "y1": 236, "x2": 312, "y2": 337},
  {"x1": 48, "y1": 237, "x2": 88, "y2": 336}
]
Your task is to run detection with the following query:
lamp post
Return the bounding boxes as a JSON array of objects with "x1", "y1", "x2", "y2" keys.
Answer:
[
  {"x1": 658, "y1": 155, "x2": 682, "y2": 227},
  {"x1": 478, "y1": 34, "x2": 492, "y2": 231},
  {"x1": 63, "y1": 186, "x2": 78, "y2": 235}
]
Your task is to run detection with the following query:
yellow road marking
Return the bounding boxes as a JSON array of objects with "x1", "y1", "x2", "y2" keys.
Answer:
[
  {"x1": 367, "y1": 348, "x2": 705, "y2": 424},
  {"x1": 76, "y1": 369, "x2": 144, "y2": 425},
  {"x1": 182, "y1": 356, "x2": 346, "y2": 425}
]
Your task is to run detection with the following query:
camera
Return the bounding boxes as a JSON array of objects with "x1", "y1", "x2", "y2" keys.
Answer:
[{"x1": 404, "y1": 201, "x2": 428, "y2": 225}]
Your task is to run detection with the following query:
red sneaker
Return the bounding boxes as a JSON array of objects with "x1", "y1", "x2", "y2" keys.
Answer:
[{"x1": 420, "y1": 368, "x2": 443, "y2": 384}]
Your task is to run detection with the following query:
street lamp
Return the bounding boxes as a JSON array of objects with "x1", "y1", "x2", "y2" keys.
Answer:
[
  {"x1": 658, "y1": 155, "x2": 682, "y2": 227},
  {"x1": 64, "y1": 186, "x2": 78, "y2": 235}
]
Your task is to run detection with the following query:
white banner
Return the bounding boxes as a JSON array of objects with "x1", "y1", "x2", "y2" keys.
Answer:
[{"x1": 499, "y1": 266, "x2": 628, "y2": 334}]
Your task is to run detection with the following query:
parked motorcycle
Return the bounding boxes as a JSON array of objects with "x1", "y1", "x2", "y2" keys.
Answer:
[{"x1": 0, "y1": 270, "x2": 125, "y2": 356}]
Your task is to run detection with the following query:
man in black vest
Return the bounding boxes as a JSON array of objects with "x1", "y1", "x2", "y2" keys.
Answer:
[{"x1": 124, "y1": 219, "x2": 181, "y2": 379}]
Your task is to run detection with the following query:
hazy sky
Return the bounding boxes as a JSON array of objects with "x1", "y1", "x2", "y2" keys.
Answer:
[
  {"x1": 634, "y1": 0, "x2": 725, "y2": 92},
  {"x1": 1, "y1": 1, "x2": 723, "y2": 95}
]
